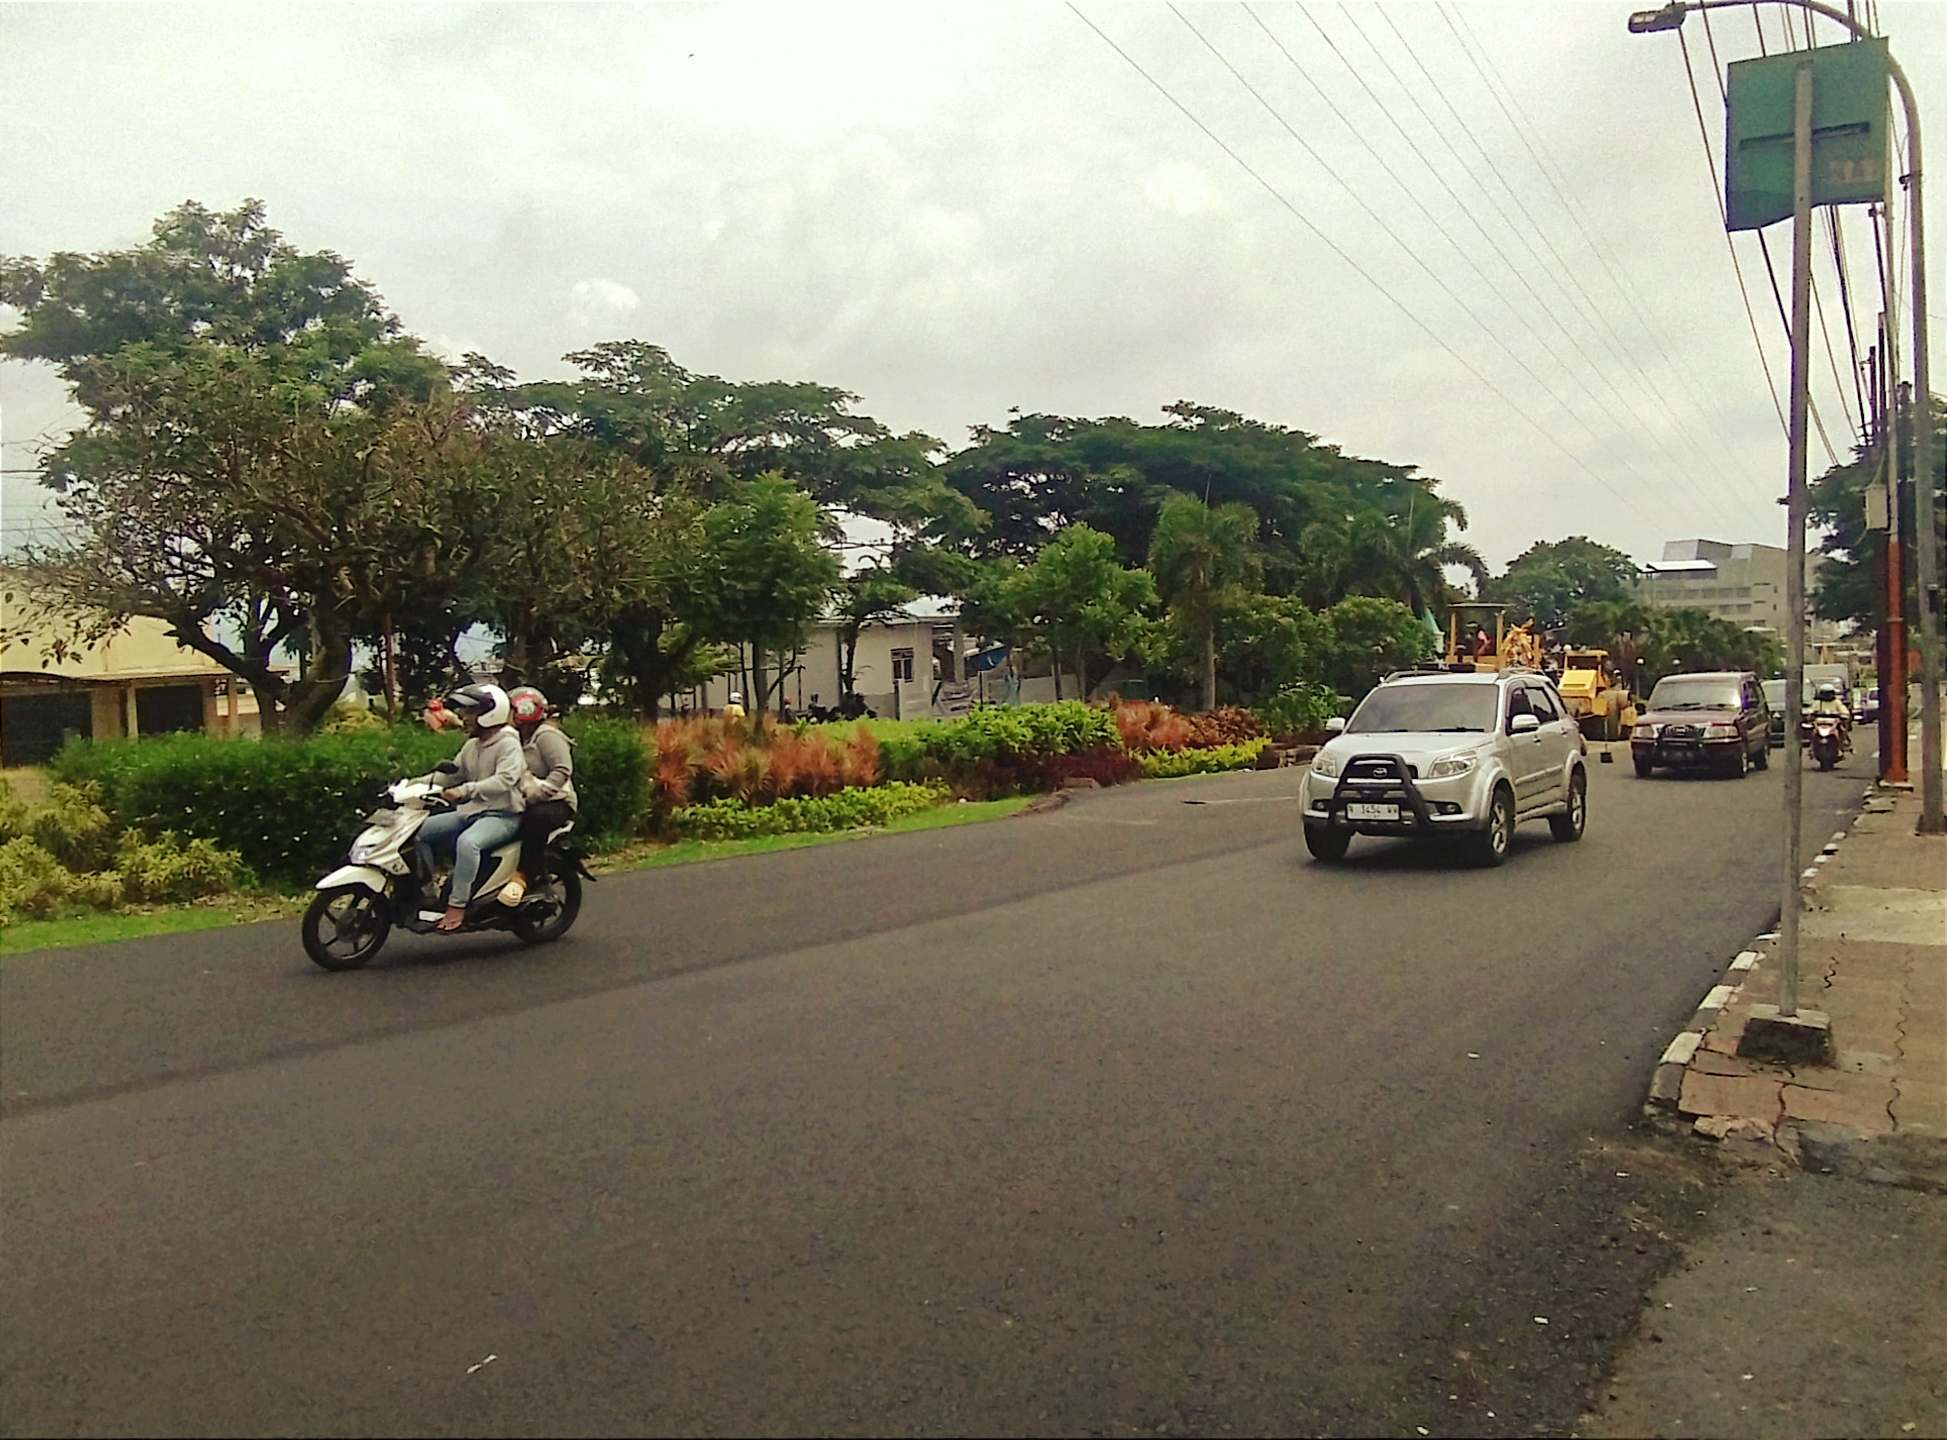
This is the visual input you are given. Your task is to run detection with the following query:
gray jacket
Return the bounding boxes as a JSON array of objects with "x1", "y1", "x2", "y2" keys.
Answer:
[
  {"x1": 520, "y1": 722, "x2": 578, "y2": 811},
  {"x1": 444, "y1": 726, "x2": 527, "y2": 817}
]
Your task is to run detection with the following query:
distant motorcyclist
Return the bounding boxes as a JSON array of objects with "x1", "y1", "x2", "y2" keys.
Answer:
[
  {"x1": 416, "y1": 683, "x2": 525, "y2": 931},
  {"x1": 500, "y1": 685, "x2": 577, "y2": 907},
  {"x1": 1811, "y1": 681, "x2": 1852, "y2": 753}
]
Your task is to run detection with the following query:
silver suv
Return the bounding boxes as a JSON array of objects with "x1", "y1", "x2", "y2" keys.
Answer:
[{"x1": 1299, "y1": 669, "x2": 1588, "y2": 866}]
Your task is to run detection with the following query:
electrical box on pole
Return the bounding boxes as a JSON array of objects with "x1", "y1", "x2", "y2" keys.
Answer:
[{"x1": 1725, "y1": 38, "x2": 1890, "y2": 231}]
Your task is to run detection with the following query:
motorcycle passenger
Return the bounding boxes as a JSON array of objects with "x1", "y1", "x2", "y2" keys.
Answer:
[
  {"x1": 416, "y1": 683, "x2": 525, "y2": 931},
  {"x1": 501, "y1": 685, "x2": 577, "y2": 907}
]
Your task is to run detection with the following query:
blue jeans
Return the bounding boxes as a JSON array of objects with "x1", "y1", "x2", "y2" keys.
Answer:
[{"x1": 415, "y1": 810, "x2": 522, "y2": 906}]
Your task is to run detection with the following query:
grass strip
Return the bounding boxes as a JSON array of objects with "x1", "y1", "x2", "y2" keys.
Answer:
[{"x1": 0, "y1": 796, "x2": 1037, "y2": 951}]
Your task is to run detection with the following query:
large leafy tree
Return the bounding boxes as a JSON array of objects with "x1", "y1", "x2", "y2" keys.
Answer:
[
  {"x1": 944, "y1": 402, "x2": 1476, "y2": 615},
  {"x1": 686, "y1": 476, "x2": 841, "y2": 713},
  {"x1": 1147, "y1": 494, "x2": 1261, "y2": 711},
  {"x1": 832, "y1": 567, "x2": 918, "y2": 706},
  {"x1": 1006, "y1": 525, "x2": 1155, "y2": 700},
  {"x1": 1493, "y1": 537, "x2": 1640, "y2": 631},
  {"x1": 1, "y1": 201, "x2": 457, "y2": 733}
]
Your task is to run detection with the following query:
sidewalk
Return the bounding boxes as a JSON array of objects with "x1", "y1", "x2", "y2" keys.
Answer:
[
  {"x1": 1583, "y1": 782, "x2": 1947, "y2": 1438},
  {"x1": 1645, "y1": 784, "x2": 1945, "y2": 1155}
]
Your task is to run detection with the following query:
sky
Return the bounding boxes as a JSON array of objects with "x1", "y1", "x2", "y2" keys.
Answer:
[{"x1": 4, "y1": 0, "x2": 1943, "y2": 574}]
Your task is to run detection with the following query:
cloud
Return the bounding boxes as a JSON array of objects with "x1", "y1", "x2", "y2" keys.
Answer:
[
  {"x1": 568, "y1": 278, "x2": 640, "y2": 329},
  {"x1": 1142, "y1": 163, "x2": 1216, "y2": 215}
]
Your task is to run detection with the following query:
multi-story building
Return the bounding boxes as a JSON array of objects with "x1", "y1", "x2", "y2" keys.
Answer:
[{"x1": 1632, "y1": 538, "x2": 1849, "y2": 655}]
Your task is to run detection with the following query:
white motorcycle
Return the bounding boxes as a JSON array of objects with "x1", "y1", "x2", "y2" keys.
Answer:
[{"x1": 301, "y1": 762, "x2": 589, "y2": 971}]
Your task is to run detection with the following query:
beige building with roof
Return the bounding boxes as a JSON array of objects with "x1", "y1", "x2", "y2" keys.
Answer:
[{"x1": 1, "y1": 575, "x2": 264, "y2": 766}]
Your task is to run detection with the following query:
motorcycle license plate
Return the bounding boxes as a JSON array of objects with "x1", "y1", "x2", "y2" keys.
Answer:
[{"x1": 1346, "y1": 802, "x2": 1400, "y2": 821}]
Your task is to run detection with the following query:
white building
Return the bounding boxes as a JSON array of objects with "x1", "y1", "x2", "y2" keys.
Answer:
[{"x1": 1633, "y1": 538, "x2": 1848, "y2": 655}]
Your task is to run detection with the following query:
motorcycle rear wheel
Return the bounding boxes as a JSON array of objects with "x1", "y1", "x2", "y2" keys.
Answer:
[
  {"x1": 303, "y1": 885, "x2": 392, "y2": 970},
  {"x1": 512, "y1": 867, "x2": 582, "y2": 945}
]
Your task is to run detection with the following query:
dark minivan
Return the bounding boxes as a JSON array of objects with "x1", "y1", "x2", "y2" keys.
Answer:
[{"x1": 1631, "y1": 671, "x2": 1771, "y2": 778}]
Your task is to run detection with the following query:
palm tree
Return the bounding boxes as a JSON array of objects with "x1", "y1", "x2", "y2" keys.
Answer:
[{"x1": 1148, "y1": 494, "x2": 1261, "y2": 711}]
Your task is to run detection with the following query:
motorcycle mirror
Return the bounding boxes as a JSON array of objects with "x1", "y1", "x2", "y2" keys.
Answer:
[{"x1": 433, "y1": 761, "x2": 460, "y2": 775}]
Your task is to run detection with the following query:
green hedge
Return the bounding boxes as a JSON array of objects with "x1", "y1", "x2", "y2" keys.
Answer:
[
  {"x1": 50, "y1": 716, "x2": 650, "y2": 890},
  {"x1": 666, "y1": 782, "x2": 947, "y2": 840},
  {"x1": 1134, "y1": 739, "x2": 1268, "y2": 778},
  {"x1": 876, "y1": 702, "x2": 1122, "y2": 780}
]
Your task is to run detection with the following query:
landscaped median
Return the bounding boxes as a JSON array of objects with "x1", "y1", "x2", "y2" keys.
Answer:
[{"x1": 1, "y1": 695, "x2": 1331, "y2": 951}]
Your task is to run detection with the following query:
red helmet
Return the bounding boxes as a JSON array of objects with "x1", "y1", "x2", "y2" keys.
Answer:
[{"x1": 507, "y1": 685, "x2": 549, "y2": 726}]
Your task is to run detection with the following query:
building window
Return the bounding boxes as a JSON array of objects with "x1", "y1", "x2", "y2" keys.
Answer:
[{"x1": 891, "y1": 647, "x2": 915, "y2": 684}]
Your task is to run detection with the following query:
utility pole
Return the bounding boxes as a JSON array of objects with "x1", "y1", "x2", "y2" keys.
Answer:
[{"x1": 1779, "y1": 56, "x2": 1814, "y2": 1019}]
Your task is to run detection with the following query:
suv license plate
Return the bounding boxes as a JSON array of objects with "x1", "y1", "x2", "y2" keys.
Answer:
[{"x1": 1345, "y1": 802, "x2": 1400, "y2": 821}]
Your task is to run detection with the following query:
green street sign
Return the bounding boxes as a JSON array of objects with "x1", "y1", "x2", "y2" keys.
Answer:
[{"x1": 1725, "y1": 38, "x2": 1890, "y2": 231}]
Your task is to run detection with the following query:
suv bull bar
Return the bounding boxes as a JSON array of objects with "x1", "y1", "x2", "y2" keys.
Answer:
[{"x1": 1319, "y1": 752, "x2": 1441, "y2": 835}]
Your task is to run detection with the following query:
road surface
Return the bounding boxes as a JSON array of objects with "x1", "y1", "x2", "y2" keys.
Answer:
[{"x1": 1, "y1": 755, "x2": 1868, "y2": 1436}]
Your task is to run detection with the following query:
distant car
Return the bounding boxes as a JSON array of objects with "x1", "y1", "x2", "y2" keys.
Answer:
[
  {"x1": 1762, "y1": 679, "x2": 1788, "y2": 747},
  {"x1": 1631, "y1": 671, "x2": 1770, "y2": 778},
  {"x1": 1298, "y1": 669, "x2": 1587, "y2": 867},
  {"x1": 1854, "y1": 687, "x2": 1880, "y2": 725}
]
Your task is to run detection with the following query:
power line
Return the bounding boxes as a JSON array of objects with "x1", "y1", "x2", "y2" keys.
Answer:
[
  {"x1": 1236, "y1": 5, "x2": 1743, "y2": 529},
  {"x1": 1439, "y1": 4, "x2": 1776, "y2": 498},
  {"x1": 1063, "y1": 3, "x2": 1676, "y2": 532},
  {"x1": 1166, "y1": 3, "x2": 1724, "y2": 528},
  {"x1": 1355, "y1": 4, "x2": 1765, "y2": 520}
]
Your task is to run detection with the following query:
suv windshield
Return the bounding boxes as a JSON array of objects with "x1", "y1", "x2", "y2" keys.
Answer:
[
  {"x1": 1347, "y1": 683, "x2": 1497, "y2": 734},
  {"x1": 1762, "y1": 680, "x2": 1786, "y2": 708},
  {"x1": 1650, "y1": 676, "x2": 1742, "y2": 711}
]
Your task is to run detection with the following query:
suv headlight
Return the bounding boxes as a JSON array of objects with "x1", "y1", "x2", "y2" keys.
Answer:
[
  {"x1": 1704, "y1": 722, "x2": 1738, "y2": 738},
  {"x1": 1631, "y1": 723, "x2": 1657, "y2": 740},
  {"x1": 1425, "y1": 751, "x2": 1477, "y2": 779},
  {"x1": 1309, "y1": 749, "x2": 1341, "y2": 779}
]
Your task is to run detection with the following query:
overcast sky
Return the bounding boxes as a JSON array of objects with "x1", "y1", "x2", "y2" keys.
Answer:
[{"x1": 4, "y1": 1, "x2": 1943, "y2": 572}]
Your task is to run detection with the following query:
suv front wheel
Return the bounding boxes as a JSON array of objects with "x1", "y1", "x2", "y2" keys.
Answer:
[
  {"x1": 1467, "y1": 785, "x2": 1515, "y2": 867},
  {"x1": 1304, "y1": 824, "x2": 1350, "y2": 863}
]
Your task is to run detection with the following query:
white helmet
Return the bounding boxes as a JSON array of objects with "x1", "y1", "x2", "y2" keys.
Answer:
[
  {"x1": 446, "y1": 682, "x2": 512, "y2": 727},
  {"x1": 728, "y1": 692, "x2": 743, "y2": 704}
]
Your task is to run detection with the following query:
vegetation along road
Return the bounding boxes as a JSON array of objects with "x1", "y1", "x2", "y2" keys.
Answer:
[{"x1": 1, "y1": 758, "x2": 1867, "y2": 1436}]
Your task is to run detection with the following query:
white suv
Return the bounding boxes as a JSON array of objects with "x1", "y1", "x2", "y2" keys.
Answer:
[{"x1": 1299, "y1": 669, "x2": 1588, "y2": 866}]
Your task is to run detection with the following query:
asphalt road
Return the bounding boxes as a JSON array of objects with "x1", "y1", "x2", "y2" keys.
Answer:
[{"x1": 1, "y1": 753, "x2": 1870, "y2": 1437}]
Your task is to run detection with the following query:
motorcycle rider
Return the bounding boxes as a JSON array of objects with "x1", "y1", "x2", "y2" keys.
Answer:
[
  {"x1": 1811, "y1": 681, "x2": 1852, "y2": 754},
  {"x1": 416, "y1": 683, "x2": 525, "y2": 931},
  {"x1": 500, "y1": 685, "x2": 577, "y2": 907}
]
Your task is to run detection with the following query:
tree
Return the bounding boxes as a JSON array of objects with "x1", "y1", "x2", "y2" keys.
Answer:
[
  {"x1": 1313, "y1": 596, "x2": 1436, "y2": 699},
  {"x1": 686, "y1": 476, "x2": 841, "y2": 713},
  {"x1": 1, "y1": 201, "x2": 456, "y2": 734},
  {"x1": 1007, "y1": 525, "x2": 1155, "y2": 699},
  {"x1": 1493, "y1": 537, "x2": 1641, "y2": 632},
  {"x1": 832, "y1": 568, "x2": 918, "y2": 706},
  {"x1": 1147, "y1": 494, "x2": 1261, "y2": 711},
  {"x1": 1810, "y1": 394, "x2": 1945, "y2": 631}
]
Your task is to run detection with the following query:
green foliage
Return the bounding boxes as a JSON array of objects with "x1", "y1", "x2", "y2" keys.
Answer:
[
  {"x1": 1005, "y1": 524, "x2": 1156, "y2": 696},
  {"x1": 1810, "y1": 396, "x2": 1945, "y2": 630},
  {"x1": 561, "y1": 716, "x2": 651, "y2": 845},
  {"x1": 50, "y1": 727, "x2": 463, "y2": 888},
  {"x1": 1565, "y1": 599, "x2": 1783, "y2": 689},
  {"x1": 1134, "y1": 740, "x2": 1268, "y2": 778},
  {"x1": 1149, "y1": 493, "x2": 1262, "y2": 709},
  {"x1": 114, "y1": 831, "x2": 246, "y2": 904},
  {"x1": 0, "y1": 780, "x2": 116, "y2": 872},
  {"x1": 0, "y1": 838, "x2": 77, "y2": 922},
  {"x1": 666, "y1": 782, "x2": 948, "y2": 840},
  {"x1": 1312, "y1": 596, "x2": 1436, "y2": 699},
  {"x1": 1256, "y1": 681, "x2": 1346, "y2": 737},
  {"x1": 874, "y1": 702, "x2": 1122, "y2": 778},
  {"x1": 1492, "y1": 537, "x2": 1640, "y2": 630}
]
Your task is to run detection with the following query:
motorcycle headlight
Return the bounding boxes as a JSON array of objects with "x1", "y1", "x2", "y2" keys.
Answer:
[
  {"x1": 1425, "y1": 751, "x2": 1478, "y2": 779},
  {"x1": 1309, "y1": 749, "x2": 1341, "y2": 779},
  {"x1": 1704, "y1": 723, "x2": 1738, "y2": 739},
  {"x1": 1631, "y1": 723, "x2": 1657, "y2": 740},
  {"x1": 348, "y1": 840, "x2": 378, "y2": 865}
]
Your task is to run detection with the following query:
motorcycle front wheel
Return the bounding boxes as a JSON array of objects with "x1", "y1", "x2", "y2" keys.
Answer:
[
  {"x1": 303, "y1": 885, "x2": 392, "y2": 970},
  {"x1": 512, "y1": 867, "x2": 582, "y2": 945}
]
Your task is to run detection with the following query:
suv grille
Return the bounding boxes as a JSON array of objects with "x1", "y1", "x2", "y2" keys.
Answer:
[
  {"x1": 1346, "y1": 758, "x2": 1419, "y2": 781},
  {"x1": 1663, "y1": 724, "x2": 1702, "y2": 739}
]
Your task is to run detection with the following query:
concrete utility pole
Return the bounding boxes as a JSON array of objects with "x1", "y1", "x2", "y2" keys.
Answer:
[
  {"x1": 1628, "y1": 0, "x2": 1940, "y2": 837},
  {"x1": 1780, "y1": 56, "x2": 1814, "y2": 1017}
]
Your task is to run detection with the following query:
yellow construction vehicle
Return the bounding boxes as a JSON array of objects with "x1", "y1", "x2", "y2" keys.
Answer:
[
  {"x1": 1557, "y1": 648, "x2": 1637, "y2": 740},
  {"x1": 1443, "y1": 604, "x2": 1544, "y2": 673}
]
